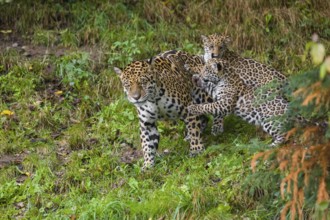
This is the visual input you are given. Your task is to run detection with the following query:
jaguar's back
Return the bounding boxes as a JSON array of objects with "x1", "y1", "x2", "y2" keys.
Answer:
[{"x1": 151, "y1": 55, "x2": 195, "y2": 106}]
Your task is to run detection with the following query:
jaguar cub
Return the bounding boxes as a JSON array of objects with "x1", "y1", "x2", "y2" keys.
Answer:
[
  {"x1": 188, "y1": 58, "x2": 289, "y2": 146},
  {"x1": 201, "y1": 33, "x2": 287, "y2": 89},
  {"x1": 114, "y1": 54, "x2": 206, "y2": 169},
  {"x1": 157, "y1": 50, "x2": 225, "y2": 135}
]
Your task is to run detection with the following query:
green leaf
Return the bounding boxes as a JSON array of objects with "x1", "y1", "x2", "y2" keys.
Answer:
[
  {"x1": 128, "y1": 177, "x2": 139, "y2": 190},
  {"x1": 265, "y1": 13, "x2": 272, "y2": 25},
  {"x1": 324, "y1": 57, "x2": 330, "y2": 72},
  {"x1": 311, "y1": 43, "x2": 325, "y2": 65},
  {"x1": 303, "y1": 41, "x2": 314, "y2": 62},
  {"x1": 319, "y1": 64, "x2": 327, "y2": 80},
  {"x1": 317, "y1": 201, "x2": 329, "y2": 211}
]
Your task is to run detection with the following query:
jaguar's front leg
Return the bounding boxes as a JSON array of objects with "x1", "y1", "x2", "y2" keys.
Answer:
[
  {"x1": 188, "y1": 101, "x2": 226, "y2": 116},
  {"x1": 139, "y1": 120, "x2": 160, "y2": 170},
  {"x1": 184, "y1": 114, "x2": 205, "y2": 156},
  {"x1": 212, "y1": 115, "x2": 224, "y2": 135},
  {"x1": 188, "y1": 103, "x2": 217, "y2": 115},
  {"x1": 188, "y1": 103, "x2": 224, "y2": 135}
]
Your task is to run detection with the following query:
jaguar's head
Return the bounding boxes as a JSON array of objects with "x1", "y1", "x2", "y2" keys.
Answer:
[
  {"x1": 203, "y1": 58, "x2": 228, "y2": 79},
  {"x1": 114, "y1": 60, "x2": 156, "y2": 105},
  {"x1": 201, "y1": 34, "x2": 231, "y2": 62},
  {"x1": 192, "y1": 58, "x2": 228, "y2": 89}
]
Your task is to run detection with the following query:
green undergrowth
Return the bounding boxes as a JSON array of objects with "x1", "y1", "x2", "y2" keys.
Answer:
[
  {"x1": 0, "y1": 52, "x2": 283, "y2": 219},
  {"x1": 0, "y1": 0, "x2": 329, "y2": 219}
]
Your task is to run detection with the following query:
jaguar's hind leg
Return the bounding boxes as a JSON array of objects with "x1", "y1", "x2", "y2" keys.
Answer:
[{"x1": 261, "y1": 120, "x2": 285, "y2": 147}]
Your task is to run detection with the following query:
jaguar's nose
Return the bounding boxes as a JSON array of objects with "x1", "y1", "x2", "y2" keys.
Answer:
[
  {"x1": 131, "y1": 92, "x2": 141, "y2": 100},
  {"x1": 192, "y1": 74, "x2": 200, "y2": 85}
]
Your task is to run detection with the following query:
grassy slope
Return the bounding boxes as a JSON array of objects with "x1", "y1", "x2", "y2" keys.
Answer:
[{"x1": 0, "y1": 0, "x2": 329, "y2": 219}]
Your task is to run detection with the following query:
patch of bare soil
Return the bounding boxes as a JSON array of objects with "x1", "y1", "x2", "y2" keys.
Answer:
[
  {"x1": 0, "y1": 153, "x2": 24, "y2": 169},
  {"x1": 0, "y1": 33, "x2": 107, "y2": 68},
  {"x1": 0, "y1": 152, "x2": 29, "y2": 185}
]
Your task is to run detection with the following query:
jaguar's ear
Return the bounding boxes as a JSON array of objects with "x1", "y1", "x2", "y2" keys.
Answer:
[
  {"x1": 201, "y1": 35, "x2": 208, "y2": 44},
  {"x1": 210, "y1": 62, "x2": 218, "y2": 73},
  {"x1": 215, "y1": 59, "x2": 228, "y2": 72},
  {"x1": 113, "y1": 67, "x2": 122, "y2": 76},
  {"x1": 216, "y1": 63, "x2": 222, "y2": 72},
  {"x1": 147, "y1": 57, "x2": 153, "y2": 64},
  {"x1": 223, "y1": 36, "x2": 231, "y2": 45}
]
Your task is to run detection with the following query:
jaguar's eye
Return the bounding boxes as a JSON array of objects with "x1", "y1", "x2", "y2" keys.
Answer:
[
  {"x1": 140, "y1": 78, "x2": 147, "y2": 85},
  {"x1": 121, "y1": 81, "x2": 130, "y2": 87}
]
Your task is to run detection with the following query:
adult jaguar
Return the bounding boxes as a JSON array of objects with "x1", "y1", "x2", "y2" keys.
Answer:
[{"x1": 114, "y1": 52, "x2": 214, "y2": 169}]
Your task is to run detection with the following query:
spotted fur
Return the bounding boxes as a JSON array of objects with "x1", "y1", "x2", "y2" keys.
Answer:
[
  {"x1": 114, "y1": 54, "x2": 208, "y2": 169},
  {"x1": 188, "y1": 58, "x2": 288, "y2": 146},
  {"x1": 158, "y1": 50, "x2": 225, "y2": 134},
  {"x1": 201, "y1": 33, "x2": 287, "y2": 88}
]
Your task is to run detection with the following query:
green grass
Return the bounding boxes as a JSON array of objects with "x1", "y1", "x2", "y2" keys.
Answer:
[{"x1": 0, "y1": 0, "x2": 329, "y2": 219}]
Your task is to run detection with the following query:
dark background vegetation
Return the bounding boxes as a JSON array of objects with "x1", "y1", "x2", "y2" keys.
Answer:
[{"x1": 0, "y1": 0, "x2": 329, "y2": 219}]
